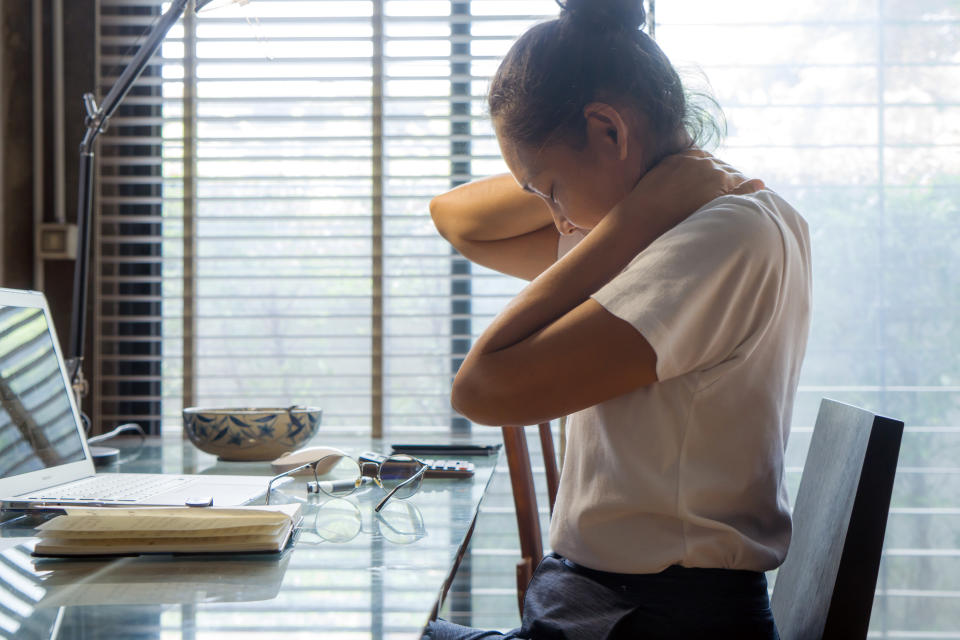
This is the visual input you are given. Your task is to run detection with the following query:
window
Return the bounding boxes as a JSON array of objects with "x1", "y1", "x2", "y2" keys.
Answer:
[{"x1": 656, "y1": 0, "x2": 960, "y2": 633}]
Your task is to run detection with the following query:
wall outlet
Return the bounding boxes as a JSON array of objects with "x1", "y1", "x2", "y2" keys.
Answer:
[{"x1": 37, "y1": 223, "x2": 78, "y2": 260}]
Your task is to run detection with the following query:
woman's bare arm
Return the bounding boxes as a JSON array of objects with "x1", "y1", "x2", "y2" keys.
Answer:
[
  {"x1": 429, "y1": 174, "x2": 560, "y2": 281},
  {"x1": 452, "y1": 153, "x2": 764, "y2": 425}
]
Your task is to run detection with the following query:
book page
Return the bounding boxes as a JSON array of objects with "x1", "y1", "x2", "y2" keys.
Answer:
[
  {"x1": 37, "y1": 531, "x2": 286, "y2": 550},
  {"x1": 37, "y1": 504, "x2": 300, "y2": 535},
  {"x1": 38, "y1": 522, "x2": 289, "y2": 539}
]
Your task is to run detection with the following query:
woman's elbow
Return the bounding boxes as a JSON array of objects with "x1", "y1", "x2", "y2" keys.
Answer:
[
  {"x1": 450, "y1": 366, "x2": 503, "y2": 426},
  {"x1": 429, "y1": 194, "x2": 457, "y2": 242}
]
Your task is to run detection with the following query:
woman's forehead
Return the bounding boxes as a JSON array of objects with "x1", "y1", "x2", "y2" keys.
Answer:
[{"x1": 498, "y1": 135, "x2": 550, "y2": 182}]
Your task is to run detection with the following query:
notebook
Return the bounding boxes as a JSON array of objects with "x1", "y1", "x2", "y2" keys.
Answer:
[{"x1": 0, "y1": 287, "x2": 273, "y2": 511}]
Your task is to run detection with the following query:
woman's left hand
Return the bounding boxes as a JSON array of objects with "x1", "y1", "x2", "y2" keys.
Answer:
[{"x1": 613, "y1": 150, "x2": 765, "y2": 242}]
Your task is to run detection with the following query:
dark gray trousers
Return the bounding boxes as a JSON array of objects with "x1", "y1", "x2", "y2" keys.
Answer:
[{"x1": 423, "y1": 553, "x2": 780, "y2": 640}]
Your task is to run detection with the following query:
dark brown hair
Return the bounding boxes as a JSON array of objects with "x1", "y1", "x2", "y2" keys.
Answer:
[{"x1": 488, "y1": 0, "x2": 721, "y2": 163}]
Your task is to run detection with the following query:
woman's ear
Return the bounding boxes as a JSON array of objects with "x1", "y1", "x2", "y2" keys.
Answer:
[{"x1": 583, "y1": 102, "x2": 631, "y2": 161}]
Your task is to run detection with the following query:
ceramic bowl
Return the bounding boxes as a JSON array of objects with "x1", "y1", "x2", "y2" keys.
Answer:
[{"x1": 183, "y1": 406, "x2": 322, "y2": 461}]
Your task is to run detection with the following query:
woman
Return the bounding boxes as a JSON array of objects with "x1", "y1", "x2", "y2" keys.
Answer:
[{"x1": 425, "y1": 0, "x2": 810, "y2": 637}]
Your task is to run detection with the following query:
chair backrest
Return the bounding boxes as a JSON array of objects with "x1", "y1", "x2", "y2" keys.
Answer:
[
  {"x1": 771, "y1": 398, "x2": 904, "y2": 640},
  {"x1": 501, "y1": 423, "x2": 559, "y2": 613}
]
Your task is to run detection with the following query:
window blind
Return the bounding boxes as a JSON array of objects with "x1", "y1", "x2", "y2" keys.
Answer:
[
  {"x1": 654, "y1": 0, "x2": 960, "y2": 634},
  {"x1": 94, "y1": 0, "x2": 557, "y2": 438},
  {"x1": 95, "y1": 0, "x2": 165, "y2": 434}
]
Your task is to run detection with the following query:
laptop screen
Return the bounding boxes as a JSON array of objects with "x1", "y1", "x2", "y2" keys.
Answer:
[{"x1": 0, "y1": 305, "x2": 85, "y2": 478}]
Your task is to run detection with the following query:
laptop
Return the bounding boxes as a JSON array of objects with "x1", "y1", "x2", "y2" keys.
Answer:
[{"x1": 0, "y1": 288, "x2": 274, "y2": 510}]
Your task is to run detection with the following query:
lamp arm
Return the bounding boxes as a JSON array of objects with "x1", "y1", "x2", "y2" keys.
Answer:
[
  {"x1": 66, "y1": 0, "x2": 191, "y2": 386},
  {"x1": 79, "y1": 0, "x2": 190, "y2": 154}
]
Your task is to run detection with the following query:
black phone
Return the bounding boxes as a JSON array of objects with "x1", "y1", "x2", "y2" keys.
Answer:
[{"x1": 390, "y1": 443, "x2": 501, "y2": 457}]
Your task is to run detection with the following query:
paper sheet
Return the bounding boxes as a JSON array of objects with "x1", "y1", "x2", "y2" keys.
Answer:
[
  {"x1": 38, "y1": 503, "x2": 299, "y2": 534},
  {"x1": 37, "y1": 522, "x2": 288, "y2": 538}
]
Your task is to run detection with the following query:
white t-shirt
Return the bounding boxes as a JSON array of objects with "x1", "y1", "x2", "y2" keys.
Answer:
[{"x1": 550, "y1": 190, "x2": 811, "y2": 574}]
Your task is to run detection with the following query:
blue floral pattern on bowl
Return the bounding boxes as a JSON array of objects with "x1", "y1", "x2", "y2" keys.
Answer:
[{"x1": 183, "y1": 406, "x2": 322, "y2": 461}]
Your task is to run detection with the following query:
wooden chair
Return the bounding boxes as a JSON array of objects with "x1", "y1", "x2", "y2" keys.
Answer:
[
  {"x1": 501, "y1": 423, "x2": 559, "y2": 613},
  {"x1": 501, "y1": 399, "x2": 904, "y2": 637},
  {"x1": 771, "y1": 398, "x2": 904, "y2": 640}
]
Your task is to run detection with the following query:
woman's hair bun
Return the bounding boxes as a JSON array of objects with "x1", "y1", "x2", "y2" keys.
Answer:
[{"x1": 557, "y1": 0, "x2": 646, "y2": 33}]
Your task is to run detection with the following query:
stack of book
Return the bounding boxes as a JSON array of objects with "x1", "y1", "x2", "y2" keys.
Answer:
[{"x1": 33, "y1": 503, "x2": 301, "y2": 557}]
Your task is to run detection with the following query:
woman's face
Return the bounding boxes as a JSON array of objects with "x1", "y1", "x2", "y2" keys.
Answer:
[{"x1": 496, "y1": 117, "x2": 642, "y2": 235}]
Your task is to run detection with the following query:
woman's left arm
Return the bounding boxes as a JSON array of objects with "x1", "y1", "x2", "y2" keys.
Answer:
[{"x1": 451, "y1": 152, "x2": 763, "y2": 426}]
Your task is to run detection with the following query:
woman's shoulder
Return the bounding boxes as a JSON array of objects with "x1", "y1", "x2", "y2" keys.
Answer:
[
  {"x1": 692, "y1": 189, "x2": 798, "y2": 221},
  {"x1": 679, "y1": 190, "x2": 808, "y2": 247}
]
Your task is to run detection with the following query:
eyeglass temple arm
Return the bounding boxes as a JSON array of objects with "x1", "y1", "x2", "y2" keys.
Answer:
[
  {"x1": 265, "y1": 461, "x2": 321, "y2": 505},
  {"x1": 374, "y1": 464, "x2": 428, "y2": 513}
]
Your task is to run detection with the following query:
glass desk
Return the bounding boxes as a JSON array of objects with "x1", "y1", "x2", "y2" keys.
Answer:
[{"x1": 0, "y1": 431, "x2": 500, "y2": 640}]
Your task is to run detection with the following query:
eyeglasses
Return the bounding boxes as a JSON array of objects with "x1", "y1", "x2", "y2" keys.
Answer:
[
  {"x1": 307, "y1": 497, "x2": 426, "y2": 545},
  {"x1": 265, "y1": 449, "x2": 427, "y2": 512}
]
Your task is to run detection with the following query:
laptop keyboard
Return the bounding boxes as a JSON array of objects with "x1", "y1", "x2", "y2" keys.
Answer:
[{"x1": 28, "y1": 474, "x2": 194, "y2": 503}]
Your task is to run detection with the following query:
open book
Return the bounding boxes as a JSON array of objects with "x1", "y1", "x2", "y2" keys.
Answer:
[{"x1": 32, "y1": 503, "x2": 301, "y2": 557}]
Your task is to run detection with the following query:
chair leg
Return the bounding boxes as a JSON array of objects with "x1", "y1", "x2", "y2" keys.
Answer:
[
  {"x1": 502, "y1": 426, "x2": 543, "y2": 615},
  {"x1": 538, "y1": 422, "x2": 559, "y2": 515},
  {"x1": 516, "y1": 556, "x2": 534, "y2": 614}
]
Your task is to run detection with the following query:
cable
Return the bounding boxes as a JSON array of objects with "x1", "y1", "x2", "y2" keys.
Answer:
[{"x1": 87, "y1": 422, "x2": 146, "y2": 445}]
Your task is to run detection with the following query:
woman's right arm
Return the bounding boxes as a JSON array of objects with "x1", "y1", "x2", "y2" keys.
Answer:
[{"x1": 429, "y1": 173, "x2": 560, "y2": 281}]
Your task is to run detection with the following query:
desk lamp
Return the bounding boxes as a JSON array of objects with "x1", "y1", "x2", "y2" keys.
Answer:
[{"x1": 66, "y1": 0, "x2": 230, "y2": 459}]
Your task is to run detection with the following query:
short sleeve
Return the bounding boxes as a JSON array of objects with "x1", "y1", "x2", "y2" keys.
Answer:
[{"x1": 591, "y1": 196, "x2": 785, "y2": 381}]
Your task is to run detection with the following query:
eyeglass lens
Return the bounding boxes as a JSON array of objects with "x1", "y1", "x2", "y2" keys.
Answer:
[
  {"x1": 378, "y1": 455, "x2": 424, "y2": 499},
  {"x1": 312, "y1": 456, "x2": 364, "y2": 497}
]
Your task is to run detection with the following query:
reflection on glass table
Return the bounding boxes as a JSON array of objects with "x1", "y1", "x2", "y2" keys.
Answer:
[
  {"x1": 33, "y1": 551, "x2": 292, "y2": 608},
  {"x1": 0, "y1": 433, "x2": 500, "y2": 640},
  {"x1": 300, "y1": 497, "x2": 426, "y2": 545}
]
